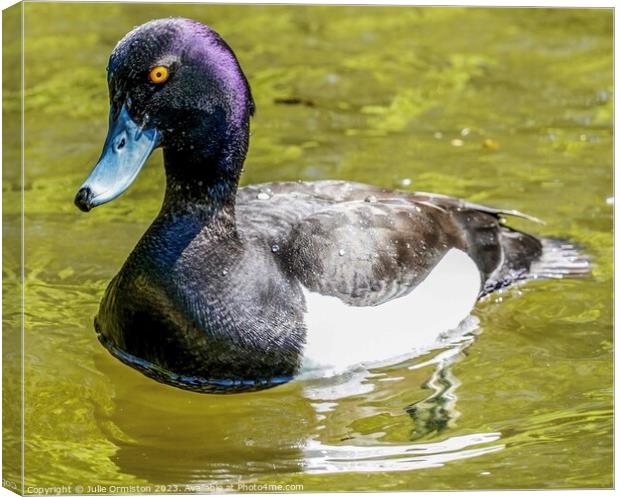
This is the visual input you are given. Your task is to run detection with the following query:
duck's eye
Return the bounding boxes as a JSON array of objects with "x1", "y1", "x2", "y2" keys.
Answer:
[{"x1": 149, "y1": 66, "x2": 169, "y2": 84}]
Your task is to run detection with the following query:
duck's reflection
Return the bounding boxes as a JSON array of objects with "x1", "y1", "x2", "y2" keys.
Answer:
[
  {"x1": 405, "y1": 320, "x2": 476, "y2": 441},
  {"x1": 407, "y1": 363, "x2": 461, "y2": 441},
  {"x1": 93, "y1": 316, "x2": 503, "y2": 485},
  {"x1": 93, "y1": 354, "x2": 314, "y2": 484}
]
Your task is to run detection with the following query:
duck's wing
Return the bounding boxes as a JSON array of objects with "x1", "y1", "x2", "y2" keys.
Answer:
[
  {"x1": 277, "y1": 197, "x2": 474, "y2": 306},
  {"x1": 237, "y1": 180, "x2": 546, "y2": 304}
]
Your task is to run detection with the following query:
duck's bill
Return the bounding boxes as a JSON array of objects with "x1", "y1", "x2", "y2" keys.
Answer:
[{"x1": 74, "y1": 104, "x2": 160, "y2": 212}]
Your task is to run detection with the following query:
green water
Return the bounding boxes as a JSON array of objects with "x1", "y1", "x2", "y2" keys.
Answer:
[{"x1": 3, "y1": 3, "x2": 613, "y2": 492}]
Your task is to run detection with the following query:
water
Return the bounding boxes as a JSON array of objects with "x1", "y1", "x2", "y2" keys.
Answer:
[{"x1": 3, "y1": 4, "x2": 612, "y2": 491}]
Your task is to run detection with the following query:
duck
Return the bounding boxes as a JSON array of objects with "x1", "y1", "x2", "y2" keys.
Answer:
[{"x1": 74, "y1": 17, "x2": 588, "y2": 393}]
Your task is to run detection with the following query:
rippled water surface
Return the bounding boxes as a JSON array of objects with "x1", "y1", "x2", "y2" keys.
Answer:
[{"x1": 3, "y1": 4, "x2": 613, "y2": 491}]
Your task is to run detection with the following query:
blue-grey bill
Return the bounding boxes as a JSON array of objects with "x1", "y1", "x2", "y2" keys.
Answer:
[{"x1": 75, "y1": 104, "x2": 159, "y2": 211}]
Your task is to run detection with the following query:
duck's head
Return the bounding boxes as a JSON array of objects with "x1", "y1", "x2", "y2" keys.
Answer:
[{"x1": 75, "y1": 18, "x2": 254, "y2": 212}]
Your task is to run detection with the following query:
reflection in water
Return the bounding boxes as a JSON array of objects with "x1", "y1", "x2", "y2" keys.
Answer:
[
  {"x1": 299, "y1": 316, "x2": 497, "y2": 475},
  {"x1": 303, "y1": 433, "x2": 504, "y2": 474},
  {"x1": 94, "y1": 352, "x2": 312, "y2": 483},
  {"x1": 407, "y1": 364, "x2": 461, "y2": 440},
  {"x1": 406, "y1": 317, "x2": 480, "y2": 440},
  {"x1": 94, "y1": 314, "x2": 501, "y2": 484}
]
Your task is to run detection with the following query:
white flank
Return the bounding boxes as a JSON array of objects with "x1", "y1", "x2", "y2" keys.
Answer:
[{"x1": 301, "y1": 248, "x2": 481, "y2": 374}]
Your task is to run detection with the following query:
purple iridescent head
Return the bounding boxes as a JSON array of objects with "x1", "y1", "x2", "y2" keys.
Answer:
[
  {"x1": 75, "y1": 18, "x2": 255, "y2": 212},
  {"x1": 109, "y1": 18, "x2": 254, "y2": 129}
]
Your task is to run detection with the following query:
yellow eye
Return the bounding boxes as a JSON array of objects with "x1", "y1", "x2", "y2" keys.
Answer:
[{"x1": 149, "y1": 66, "x2": 169, "y2": 84}]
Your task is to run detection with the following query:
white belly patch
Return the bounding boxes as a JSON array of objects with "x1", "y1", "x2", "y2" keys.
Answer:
[{"x1": 301, "y1": 248, "x2": 481, "y2": 374}]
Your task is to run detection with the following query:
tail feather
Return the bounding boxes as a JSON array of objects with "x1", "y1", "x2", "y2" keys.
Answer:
[
  {"x1": 529, "y1": 238, "x2": 591, "y2": 280},
  {"x1": 481, "y1": 228, "x2": 591, "y2": 295}
]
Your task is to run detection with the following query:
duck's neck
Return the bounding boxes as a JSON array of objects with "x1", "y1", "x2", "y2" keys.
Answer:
[{"x1": 159, "y1": 124, "x2": 248, "y2": 231}]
